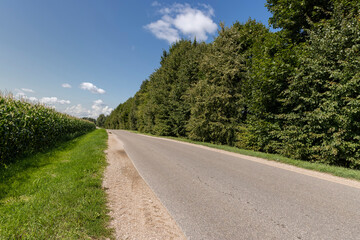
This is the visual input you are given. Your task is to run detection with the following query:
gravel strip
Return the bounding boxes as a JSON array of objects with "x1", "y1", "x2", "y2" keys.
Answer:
[{"x1": 103, "y1": 131, "x2": 186, "y2": 240}]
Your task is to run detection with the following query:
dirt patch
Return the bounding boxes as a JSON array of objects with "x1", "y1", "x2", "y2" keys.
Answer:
[{"x1": 103, "y1": 131, "x2": 186, "y2": 240}]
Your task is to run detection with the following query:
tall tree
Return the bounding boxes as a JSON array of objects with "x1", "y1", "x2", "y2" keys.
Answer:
[
  {"x1": 96, "y1": 114, "x2": 107, "y2": 127},
  {"x1": 278, "y1": 2, "x2": 360, "y2": 167},
  {"x1": 187, "y1": 20, "x2": 268, "y2": 145},
  {"x1": 236, "y1": 29, "x2": 298, "y2": 152},
  {"x1": 266, "y1": 0, "x2": 333, "y2": 42}
]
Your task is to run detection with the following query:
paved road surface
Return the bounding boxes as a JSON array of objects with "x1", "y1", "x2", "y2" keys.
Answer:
[{"x1": 111, "y1": 130, "x2": 360, "y2": 240}]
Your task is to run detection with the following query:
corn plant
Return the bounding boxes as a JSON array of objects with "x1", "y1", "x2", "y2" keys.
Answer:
[{"x1": 0, "y1": 95, "x2": 95, "y2": 165}]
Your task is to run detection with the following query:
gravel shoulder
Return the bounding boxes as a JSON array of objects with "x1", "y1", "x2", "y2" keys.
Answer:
[{"x1": 102, "y1": 130, "x2": 186, "y2": 240}]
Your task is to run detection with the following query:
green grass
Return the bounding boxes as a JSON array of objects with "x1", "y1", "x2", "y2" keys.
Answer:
[
  {"x1": 129, "y1": 130, "x2": 360, "y2": 182},
  {"x1": 0, "y1": 129, "x2": 113, "y2": 239}
]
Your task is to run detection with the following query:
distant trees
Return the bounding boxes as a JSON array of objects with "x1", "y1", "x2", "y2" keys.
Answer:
[
  {"x1": 105, "y1": 0, "x2": 360, "y2": 168},
  {"x1": 82, "y1": 117, "x2": 96, "y2": 124},
  {"x1": 96, "y1": 114, "x2": 107, "y2": 128}
]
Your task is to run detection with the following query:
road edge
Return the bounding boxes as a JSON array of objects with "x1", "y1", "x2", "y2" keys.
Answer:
[{"x1": 132, "y1": 131, "x2": 360, "y2": 190}]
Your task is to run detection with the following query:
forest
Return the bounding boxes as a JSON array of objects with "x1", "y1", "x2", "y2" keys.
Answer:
[{"x1": 105, "y1": 0, "x2": 360, "y2": 168}]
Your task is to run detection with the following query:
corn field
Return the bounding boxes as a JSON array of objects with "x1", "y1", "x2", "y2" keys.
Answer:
[{"x1": 0, "y1": 94, "x2": 96, "y2": 165}]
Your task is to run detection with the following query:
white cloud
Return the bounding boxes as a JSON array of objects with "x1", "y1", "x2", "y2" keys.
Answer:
[
  {"x1": 80, "y1": 82, "x2": 106, "y2": 94},
  {"x1": 14, "y1": 89, "x2": 28, "y2": 99},
  {"x1": 63, "y1": 99, "x2": 113, "y2": 118},
  {"x1": 64, "y1": 104, "x2": 90, "y2": 117},
  {"x1": 93, "y1": 99, "x2": 103, "y2": 105},
  {"x1": 14, "y1": 89, "x2": 37, "y2": 102},
  {"x1": 145, "y1": 3, "x2": 217, "y2": 44},
  {"x1": 15, "y1": 91, "x2": 26, "y2": 98},
  {"x1": 91, "y1": 99, "x2": 113, "y2": 118},
  {"x1": 152, "y1": 1, "x2": 161, "y2": 7},
  {"x1": 28, "y1": 97, "x2": 38, "y2": 102},
  {"x1": 58, "y1": 99, "x2": 71, "y2": 104},
  {"x1": 173, "y1": 8, "x2": 217, "y2": 41},
  {"x1": 145, "y1": 18, "x2": 180, "y2": 43},
  {"x1": 199, "y1": 4, "x2": 215, "y2": 16},
  {"x1": 13, "y1": 88, "x2": 69, "y2": 105},
  {"x1": 21, "y1": 88, "x2": 35, "y2": 93},
  {"x1": 62, "y1": 83, "x2": 72, "y2": 88},
  {"x1": 40, "y1": 97, "x2": 71, "y2": 105}
]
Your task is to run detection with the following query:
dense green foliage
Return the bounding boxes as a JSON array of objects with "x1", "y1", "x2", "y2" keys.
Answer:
[
  {"x1": 0, "y1": 129, "x2": 112, "y2": 239},
  {"x1": 266, "y1": 0, "x2": 333, "y2": 42},
  {"x1": 82, "y1": 117, "x2": 96, "y2": 124},
  {"x1": 266, "y1": 0, "x2": 359, "y2": 42},
  {"x1": 0, "y1": 95, "x2": 95, "y2": 165},
  {"x1": 96, "y1": 114, "x2": 107, "y2": 128},
  {"x1": 106, "y1": 0, "x2": 360, "y2": 168}
]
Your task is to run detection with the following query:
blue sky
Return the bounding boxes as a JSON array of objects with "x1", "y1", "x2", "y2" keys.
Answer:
[{"x1": 0, "y1": 0, "x2": 272, "y2": 118}]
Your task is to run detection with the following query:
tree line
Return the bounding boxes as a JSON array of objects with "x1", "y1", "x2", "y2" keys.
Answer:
[{"x1": 105, "y1": 0, "x2": 360, "y2": 168}]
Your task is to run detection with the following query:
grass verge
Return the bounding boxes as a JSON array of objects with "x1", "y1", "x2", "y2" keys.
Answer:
[
  {"x1": 128, "y1": 130, "x2": 360, "y2": 182},
  {"x1": 0, "y1": 129, "x2": 113, "y2": 239}
]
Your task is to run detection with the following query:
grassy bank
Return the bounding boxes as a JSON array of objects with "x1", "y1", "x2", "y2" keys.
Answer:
[
  {"x1": 129, "y1": 130, "x2": 360, "y2": 182},
  {"x1": 0, "y1": 129, "x2": 113, "y2": 239}
]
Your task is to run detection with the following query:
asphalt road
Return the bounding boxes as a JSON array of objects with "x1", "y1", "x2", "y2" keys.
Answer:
[{"x1": 111, "y1": 130, "x2": 360, "y2": 240}]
